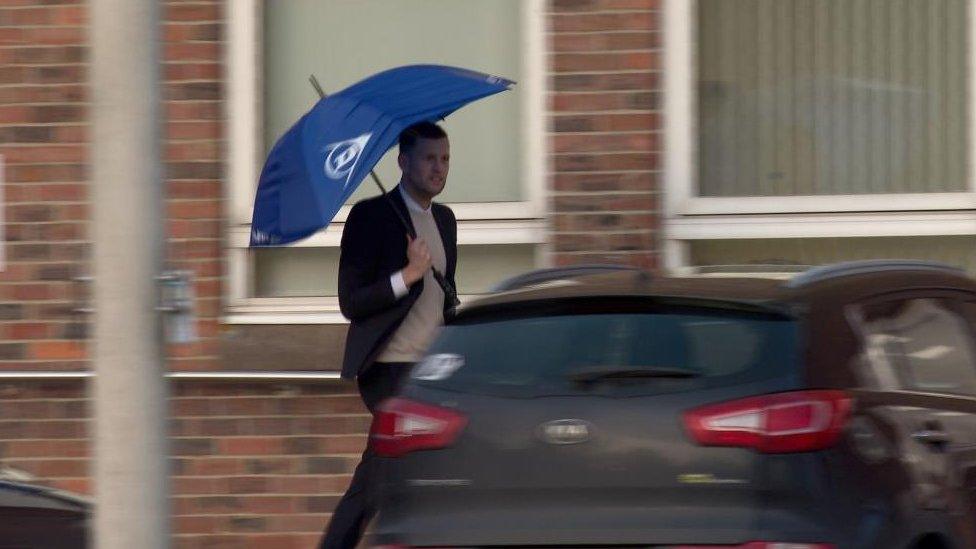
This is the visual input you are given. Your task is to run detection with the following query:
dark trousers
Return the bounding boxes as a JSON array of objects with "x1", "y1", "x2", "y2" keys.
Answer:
[{"x1": 318, "y1": 362, "x2": 413, "y2": 549}]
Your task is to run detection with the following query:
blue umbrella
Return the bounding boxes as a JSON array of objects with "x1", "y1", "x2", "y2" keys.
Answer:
[{"x1": 249, "y1": 64, "x2": 514, "y2": 247}]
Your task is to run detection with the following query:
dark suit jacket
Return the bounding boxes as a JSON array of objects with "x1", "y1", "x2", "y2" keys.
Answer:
[{"x1": 338, "y1": 186, "x2": 458, "y2": 379}]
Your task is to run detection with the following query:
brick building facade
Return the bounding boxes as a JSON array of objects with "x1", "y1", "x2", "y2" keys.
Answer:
[{"x1": 0, "y1": 0, "x2": 662, "y2": 547}]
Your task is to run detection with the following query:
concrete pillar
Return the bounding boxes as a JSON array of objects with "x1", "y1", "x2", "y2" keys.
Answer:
[{"x1": 90, "y1": 0, "x2": 169, "y2": 547}]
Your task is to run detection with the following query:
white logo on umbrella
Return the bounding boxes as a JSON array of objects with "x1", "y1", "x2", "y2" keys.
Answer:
[{"x1": 323, "y1": 132, "x2": 372, "y2": 189}]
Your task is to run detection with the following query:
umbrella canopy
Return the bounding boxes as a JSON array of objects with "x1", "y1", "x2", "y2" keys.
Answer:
[{"x1": 250, "y1": 64, "x2": 514, "y2": 247}]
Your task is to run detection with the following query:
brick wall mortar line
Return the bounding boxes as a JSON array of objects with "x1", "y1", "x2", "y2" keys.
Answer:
[
  {"x1": 557, "y1": 250, "x2": 660, "y2": 255},
  {"x1": 1, "y1": 457, "x2": 87, "y2": 461},
  {"x1": 0, "y1": 161, "x2": 87, "y2": 165},
  {"x1": 551, "y1": 49, "x2": 657, "y2": 55},
  {"x1": 0, "y1": 25, "x2": 85, "y2": 30},
  {"x1": 548, "y1": 69, "x2": 660, "y2": 75},
  {"x1": 0, "y1": 437, "x2": 88, "y2": 441},
  {"x1": 549, "y1": 169, "x2": 660, "y2": 175},
  {"x1": 553, "y1": 229, "x2": 657, "y2": 236},
  {"x1": 169, "y1": 512, "x2": 336, "y2": 518},
  {"x1": 554, "y1": 29, "x2": 661, "y2": 34},
  {"x1": 0, "y1": 123, "x2": 87, "y2": 128},
  {"x1": 552, "y1": 190, "x2": 658, "y2": 196},
  {"x1": 0, "y1": 63, "x2": 87, "y2": 69},
  {"x1": 550, "y1": 130, "x2": 660, "y2": 136},
  {"x1": 550, "y1": 210, "x2": 658, "y2": 215},
  {"x1": 551, "y1": 30, "x2": 661, "y2": 37},
  {"x1": 170, "y1": 394, "x2": 359, "y2": 401},
  {"x1": 0, "y1": 45, "x2": 86, "y2": 50},
  {"x1": 1, "y1": 239, "x2": 89, "y2": 244},
  {"x1": 0, "y1": 259, "x2": 89, "y2": 265},
  {"x1": 554, "y1": 210, "x2": 659, "y2": 215},
  {"x1": 169, "y1": 473, "x2": 359, "y2": 479},
  {"x1": 0, "y1": 300, "x2": 81, "y2": 306},
  {"x1": 164, "y1": 79, "x2": 224, "y2": 84},
  {"x1": 549, "y1": 109, "x2": 660, "y2": 115},
  {"x1": 170, "y1": 435, "x2": 364, "y2": 440},
  {"x1": 551, "y1": 149, "x2": 655, "y2": 155},
  {"x1": 551, "y1": 89, "x2": 659, "y2": 96},
  {"x1": 549, "y1": 10, "x2": 659, "y2": 16},
  {"x1": 0, "y1": 201, "x2": 91, "y2": 206},
  {"x1": 0, "y1": 418, "x2": 86, "y2": 423},
  {"x1": 0, "y1": 81, "x2": 88, "y2": 89},
  {"x1": 169, "y1": 414, "x2": 371, "y2": 420}
]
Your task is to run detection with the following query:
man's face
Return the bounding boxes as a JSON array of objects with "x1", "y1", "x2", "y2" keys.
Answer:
[{"x1": 399, "y1": 137, "x2": 450, "y2": 199}]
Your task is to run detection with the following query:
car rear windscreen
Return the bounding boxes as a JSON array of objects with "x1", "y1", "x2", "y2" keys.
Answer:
[{"x1": 412, "y1": 308, "x2": 798, "y2": 397}]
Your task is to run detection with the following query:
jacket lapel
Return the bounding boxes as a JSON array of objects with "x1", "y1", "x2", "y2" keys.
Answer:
[
  {"x1": 387, "y1": 185, "x2": 416, "y2": 238},
  {"x1": 431, "y1": 205, "x2": 456, "y2": 278}
]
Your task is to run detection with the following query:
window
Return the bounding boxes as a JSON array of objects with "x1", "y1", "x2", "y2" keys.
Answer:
[
  {"x1": 225, "y1": 0, "x2": 548, "y2": 323},
  {"x1": 853, "y1": 298, "x2": 976, "y2": 396},
  {"x1": 698, "y1": 0, "x2": 967, "y2": 198},
  {"x1": 663, "y1": 0, "x2": 976, "y2": 274}
]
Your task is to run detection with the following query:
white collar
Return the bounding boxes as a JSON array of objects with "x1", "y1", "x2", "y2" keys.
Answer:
[{"x1": 399, "y1": 184, "x2": 431, "y2": 214}]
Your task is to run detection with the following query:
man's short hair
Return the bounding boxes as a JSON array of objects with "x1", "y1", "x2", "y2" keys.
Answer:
[{"x1": 399, "y1": 121, "x2": 448, "y2": 155}]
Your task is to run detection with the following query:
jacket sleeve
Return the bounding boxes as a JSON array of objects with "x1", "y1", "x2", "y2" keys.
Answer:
[{"x1": 338, "y1": 202, "x2": 402, "y2": 321}]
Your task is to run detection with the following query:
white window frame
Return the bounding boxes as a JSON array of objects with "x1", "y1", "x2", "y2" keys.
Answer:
[
  {"x1": 223, "y1": 0, "x2": 550, "y2": 324},
  {"x1": 662, "y1": 0, "x2": 976, "y2": 273}
]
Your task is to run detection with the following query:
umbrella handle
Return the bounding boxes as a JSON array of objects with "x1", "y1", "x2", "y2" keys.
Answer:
[{"x1": 380, "y1": 192, "x2": 461, "y2": 310}]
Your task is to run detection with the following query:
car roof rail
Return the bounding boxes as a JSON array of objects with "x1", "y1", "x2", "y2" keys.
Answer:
[
  {"x1": 491, "y1": 264, "x2": 642, "y2": 292},
  {"x1": 786, "y1": 259, "x2": 965, "y2": 288},
  {"x1": 689, "y1": 264, "x2": 812, "y2": 276},
  {"x1": 0, "y1": 479, "x2": 91, "y2": 508}
]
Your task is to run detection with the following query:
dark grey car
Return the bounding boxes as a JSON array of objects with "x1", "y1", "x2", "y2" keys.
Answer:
[
  {"x1": 0, "y1": 480, "x2": 89, "y2": 548},
  {"x1": 369, "y1": 261, "x2": 976, "y2": 549}
]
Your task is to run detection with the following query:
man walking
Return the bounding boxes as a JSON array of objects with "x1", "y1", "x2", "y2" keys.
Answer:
[{"x1": 319, "y1": 121, "x2": 458, "y2": 549}]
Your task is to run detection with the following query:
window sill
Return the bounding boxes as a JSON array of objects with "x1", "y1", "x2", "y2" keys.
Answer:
[
  {"x1": 678, "y1": 193, "x2": 976, "y2": 216},
  {"x1": 228, "y1": 218, "x2": 547, "y2": 248},
  {"x1": 223, "y1": 294, "x2": 489, "y2": 325},
  {"x1": 667, "y1": 210, "x2": 976, "y2": 240}
]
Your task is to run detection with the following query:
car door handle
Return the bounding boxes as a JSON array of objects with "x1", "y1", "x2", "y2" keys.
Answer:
[{"x1": 911, "y1": 429, "x2": 952, "y2": 446}]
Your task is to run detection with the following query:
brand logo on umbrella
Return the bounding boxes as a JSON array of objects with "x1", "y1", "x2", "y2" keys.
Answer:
[
  {"x1": 250, "y1": 228, "x2": 279, "y2": 245},
  {"x1": 323, "y1": 133, "x2": 372, "y2": 189}
]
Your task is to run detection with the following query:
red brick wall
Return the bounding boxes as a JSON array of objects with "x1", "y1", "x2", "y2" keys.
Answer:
[
  {"x1": 170, "y1": 381, "x2": 366, "y2": 548},
  {"x1": 0, "y1": 0, "x2": 89, "y2": 369},
  {"x1": 0, "y1": 379, "x2": 364, "y2": 548},
  {"x1": 0, "y1": 0, "x2": 224, "y2": 371},
  {"x1": 162, "y1": 0, "x2": 225, "y2": 372},
  {"x1": 549, "y1": 0, "x2": 662, "y2": 270},
  {"x1": 0, "y1": 381, "x2": 90, "y2": 496}
]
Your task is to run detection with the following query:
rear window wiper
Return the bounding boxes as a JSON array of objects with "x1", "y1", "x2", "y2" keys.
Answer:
[{"x1": 566, "y1": 365, "x2": 701, "y2": 384}]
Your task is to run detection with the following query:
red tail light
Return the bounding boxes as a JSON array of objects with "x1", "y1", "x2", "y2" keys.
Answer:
[
  {"x1": 370, "y1": 397, "x2": 467, "y2": 457},
  {"x1": 683, "y1": 390, "x2": 852, "y2": 453}
]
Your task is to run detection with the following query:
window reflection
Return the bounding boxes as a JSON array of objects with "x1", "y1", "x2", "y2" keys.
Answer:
[{"x1": 853, "y1": 299, "x2": 976, "y2": 396}]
